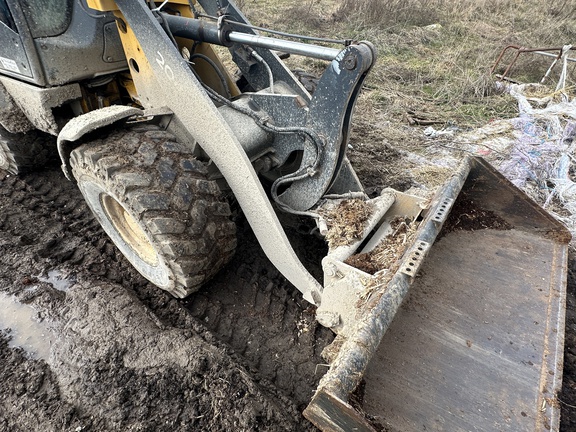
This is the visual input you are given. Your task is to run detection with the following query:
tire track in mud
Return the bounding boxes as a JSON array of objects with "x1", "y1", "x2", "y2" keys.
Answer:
[
  {"x1": 186, "y1": 216, "x2": 334, "y2": 409},
  {"x1": 0, "y1": 167, "x2": 332, "y2": 430}
]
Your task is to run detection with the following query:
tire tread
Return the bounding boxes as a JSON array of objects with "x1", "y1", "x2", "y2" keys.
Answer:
[{"x1": 70, "y1": 124, "x2": 236, "y2": 297}]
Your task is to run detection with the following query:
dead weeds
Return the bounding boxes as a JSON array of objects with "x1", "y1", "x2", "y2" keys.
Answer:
[{"x1": 411, "y1": 165, "x2": 453, "y2": 187}]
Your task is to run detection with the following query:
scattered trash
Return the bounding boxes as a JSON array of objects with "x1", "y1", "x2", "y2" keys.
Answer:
[
  {"x1": 423, "y1": 126, "x2": 455, "y2": 138},
  {"x1": 415, "y1": 53, "x2": 576, "y2": 238}
]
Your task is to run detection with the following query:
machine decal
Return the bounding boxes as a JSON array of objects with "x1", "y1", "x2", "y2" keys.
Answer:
[{"x1": 0, "y1": 56, "x2": 19, "y2": 73}]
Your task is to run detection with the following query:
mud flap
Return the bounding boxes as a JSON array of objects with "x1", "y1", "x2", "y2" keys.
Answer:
[{"x1": 305, "y1": 157, "x2": 570, "y2": 431}]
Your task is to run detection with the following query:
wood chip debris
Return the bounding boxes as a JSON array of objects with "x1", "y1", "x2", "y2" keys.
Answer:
[
  {"x1": 321, "y1": 199, "x2": 374, "y2": 249},
  {"x1": 345, "y1": 216, "x2": 417, "y2": 274}
]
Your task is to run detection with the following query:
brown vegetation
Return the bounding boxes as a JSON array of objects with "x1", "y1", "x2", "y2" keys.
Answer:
[
  {"x1": 242, "y1": 0, "x2": 576, "y2": 147},
  {"x1": 321, "y1": 199, "x2": 373, "y2": 248}
]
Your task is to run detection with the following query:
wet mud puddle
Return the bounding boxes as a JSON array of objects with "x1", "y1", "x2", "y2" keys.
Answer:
[
  {"x1": 0, "y1": 291, "x2": 55, "y2": 360},
  {"x1": 38, "y1": 269, "x2": 74, "y2": 291}
]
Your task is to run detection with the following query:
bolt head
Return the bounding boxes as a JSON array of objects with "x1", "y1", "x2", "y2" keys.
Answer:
[{"x1": 344, "y1": 54, "x2": 357, "y2": 70}]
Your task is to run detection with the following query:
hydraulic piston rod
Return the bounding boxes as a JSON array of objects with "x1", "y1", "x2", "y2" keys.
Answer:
[
  {"x1": 163, "y1": 14, "x2": 341, "y2": 61},
  {"x1": 227, "y1": 32, "x2": 340, "y2": 61}
]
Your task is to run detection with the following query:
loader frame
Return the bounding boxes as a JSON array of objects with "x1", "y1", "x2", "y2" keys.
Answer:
[
  {"x1": 84, "y1": 0, "x2": 318, "y2": 304},
  {"x1": 80, "y1": 0, "x2": 378, "y2": 307}
]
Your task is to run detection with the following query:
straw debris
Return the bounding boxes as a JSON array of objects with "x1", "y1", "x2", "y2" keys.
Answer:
[
  {"x1": 345, "y1": 216, "x2": 417, "y2": 275},
  {"x1": 322, "y1": 199, "x2": 374, "y2": 248},
  {"x1": 411, "y1": 165, "x2": 453, "y2": 188}
]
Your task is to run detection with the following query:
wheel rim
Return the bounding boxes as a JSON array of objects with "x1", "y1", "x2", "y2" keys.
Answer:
[{"x1": 100, "y1": 193, "x2": 159, "y2": 266}]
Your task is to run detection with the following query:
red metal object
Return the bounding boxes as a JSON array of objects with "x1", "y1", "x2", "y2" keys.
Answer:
[{"x1": 491, "y1": 44, "x2": 576, "y2": 83}]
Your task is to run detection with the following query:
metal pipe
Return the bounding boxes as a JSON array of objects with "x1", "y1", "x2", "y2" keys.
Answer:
[
  {"x1": 492, "y1": 44, "x2": 576, "y2": 79},
  {"x1": 534, "y1": 50, "x2": 576, "y2": 62}
]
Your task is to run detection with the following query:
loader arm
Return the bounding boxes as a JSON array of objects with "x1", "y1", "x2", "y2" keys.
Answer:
[
  {"x1": 87, "y1": 0, "x2": 326, "y2": 304},
  {"x1": 86, "y1": 0, "x2": 375, "y2": 305}
]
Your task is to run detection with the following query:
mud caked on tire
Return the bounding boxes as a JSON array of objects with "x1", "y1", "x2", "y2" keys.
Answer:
[
  {"x1": 69, "y1": 124, "x2": 237, "y2": 298},
  {"x1": 0, "y1": 125, "x2": 56, "y2": 174}
]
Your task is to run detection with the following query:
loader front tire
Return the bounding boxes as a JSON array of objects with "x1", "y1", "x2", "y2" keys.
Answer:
[{"x1": 69, "y1": 124, "x2": 236, "y2": 298}]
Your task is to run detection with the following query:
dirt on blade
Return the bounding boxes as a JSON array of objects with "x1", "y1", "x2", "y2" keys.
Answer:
[{"x1": 344, "y1": 216, "x2": 416, "y2": 275}]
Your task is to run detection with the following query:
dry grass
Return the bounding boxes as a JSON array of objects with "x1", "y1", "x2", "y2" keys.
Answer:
[
  {"x1": 237, "y1": 0, "x2": 576, "y2": 191},
  {"x1": 345, "y1": 216, "x2": 417, "y2": 274},
  {"x1": 241, "y1": 0, "x2": 576, "y2": 128}
]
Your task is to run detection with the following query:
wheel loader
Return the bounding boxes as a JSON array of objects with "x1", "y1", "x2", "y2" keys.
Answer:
[{"x1": 0, "y1": 0, "x2": 569, "y2": 430}]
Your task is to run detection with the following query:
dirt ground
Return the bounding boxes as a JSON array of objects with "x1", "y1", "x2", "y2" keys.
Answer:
[
  {"x1": 0, "y1": 164, "x2": 332, "y2": 431},
  {"x1": 1, "y1": 128, "x2": 576, "y2": 431}
]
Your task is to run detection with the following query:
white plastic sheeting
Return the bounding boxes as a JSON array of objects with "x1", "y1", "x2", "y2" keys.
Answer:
[{"x1": 419, "y1": 81, "x2": 576, "y2": 235}]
